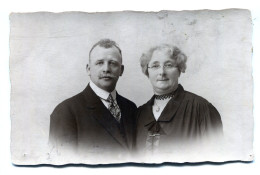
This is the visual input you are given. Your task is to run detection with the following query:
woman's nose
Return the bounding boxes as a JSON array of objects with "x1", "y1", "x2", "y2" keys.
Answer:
[{"x1": 157, "y1": 65, "x2": 166, "y2": 75}]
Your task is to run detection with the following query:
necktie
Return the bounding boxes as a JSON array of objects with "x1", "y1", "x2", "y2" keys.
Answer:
[{"x1": 107, "y1": 94, "x2": 121, "y2": 122}]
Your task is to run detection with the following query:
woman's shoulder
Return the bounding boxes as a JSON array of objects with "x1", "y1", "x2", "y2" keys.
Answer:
[
  {"x1": 136, "y1": 89, "x2": 211, "y2": 109},
  {"x1": 183, "y1": 90, "x2": 210, "y2": 105},
  {"x1": 137, "y1": 101, "x2": 150, "y2": 110},
  {"x1": 184, "y1": 90, "x2": 223, "y2": 134},
  {"x1": 136, "y1": 98, "x2": 153, "y2": 115}
]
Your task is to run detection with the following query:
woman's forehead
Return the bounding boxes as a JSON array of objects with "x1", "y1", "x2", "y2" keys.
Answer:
[{"x1": 150, "y1": 49, "x2": 174, "y2": 63}]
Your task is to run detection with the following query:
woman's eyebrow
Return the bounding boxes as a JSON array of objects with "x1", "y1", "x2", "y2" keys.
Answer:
[{"x1": 164, "y1": 60, "x2": 175, "y2": 63}]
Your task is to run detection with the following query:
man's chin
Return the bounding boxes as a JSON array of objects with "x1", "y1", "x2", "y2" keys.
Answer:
[{"x1": 99, "y1": 82, "x2": 116, "y2": 92}]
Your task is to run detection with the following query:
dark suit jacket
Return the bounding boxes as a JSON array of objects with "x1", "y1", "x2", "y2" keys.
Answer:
[
  {"x1": 49, "y1": 84, "x2": 137, "y2": 159},
  {"x1": 134, "y1": 84, "x2": 223, "y2": 155}
]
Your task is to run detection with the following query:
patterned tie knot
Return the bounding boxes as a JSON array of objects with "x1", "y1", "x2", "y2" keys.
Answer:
[
  {"x1": 107, "y1": 94, "x2": 114, "y2": 104},
  {"x1": 107, "y1": 94, "x2": 121, "y2": 122}
]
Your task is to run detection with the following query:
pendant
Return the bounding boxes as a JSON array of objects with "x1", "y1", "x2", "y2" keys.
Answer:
[{"x1": 156, "y1": 106, "x2": 160, "y2": 112}]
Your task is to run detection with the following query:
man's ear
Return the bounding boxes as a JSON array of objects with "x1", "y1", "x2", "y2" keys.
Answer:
[
  {"x1": 86, "y1": 64, "x2": 90, "y2": 76},
  {"x1": 120, "y1": 65, "x2": 124, "y2": 76}
]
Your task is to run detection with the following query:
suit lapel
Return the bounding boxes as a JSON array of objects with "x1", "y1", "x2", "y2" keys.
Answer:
[
  {"x1": 116, "y1": 95, "x2": 133, "y2": 150},
  {"x1": 82, "y1": 85, "x2": 128, "y2": 149},
  {"x1": 90, "y1": 106, "x2": 128, "y2": 149}
]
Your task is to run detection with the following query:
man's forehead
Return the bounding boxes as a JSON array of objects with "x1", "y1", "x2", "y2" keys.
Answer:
[
  {"x1": 92, "y1": 45, "x2": 120, "y2": 55},
  {"x1": 90, "y1": 45, "x2": 122, "y2": 61}
]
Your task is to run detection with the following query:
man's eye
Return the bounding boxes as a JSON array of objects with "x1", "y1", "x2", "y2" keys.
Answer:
[
  {"x1": 96, "y1": 61, "x2": 103, "y2": 65},
  {"x1": 109, "y1": 61, "x2": 119, "y2": 66},
  {"x1": 109, "y1": 62, "x2": 115, "y2": 65}
]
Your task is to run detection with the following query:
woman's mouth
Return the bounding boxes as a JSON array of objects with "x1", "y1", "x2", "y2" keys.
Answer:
[{"x1": 157, "y1": 79, "x2": 168, "y2": 81}]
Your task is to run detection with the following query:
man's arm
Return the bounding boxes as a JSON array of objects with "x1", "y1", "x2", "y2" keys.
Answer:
[{"x1": 49, "y1": 102, "x2": 78, "y2": 155}]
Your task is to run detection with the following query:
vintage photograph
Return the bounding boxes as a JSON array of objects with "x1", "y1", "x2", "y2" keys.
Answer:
[{"x1": 9, "y1": 9, "x2": 253, "y2": 165}]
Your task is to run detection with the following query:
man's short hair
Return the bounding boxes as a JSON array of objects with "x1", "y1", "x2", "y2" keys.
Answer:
[{"x1": 89, "y1": 39, "x2": 122, "y2": 59}]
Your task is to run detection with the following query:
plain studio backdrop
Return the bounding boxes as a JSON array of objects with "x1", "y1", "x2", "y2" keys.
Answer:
[{"x1": 9, "y1": 9, "x2": 253, "y2": 164}]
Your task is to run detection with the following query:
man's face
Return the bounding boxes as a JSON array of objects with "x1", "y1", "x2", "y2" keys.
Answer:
[{"x1": 87, "y1": 46, "x2": 124, "y2": 92}]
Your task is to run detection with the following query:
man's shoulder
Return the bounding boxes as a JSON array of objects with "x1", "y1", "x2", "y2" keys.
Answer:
[
  {"x1": 51, "y1": 91, "x2": 85, "y2": 115},
  {"x1": 117, "y1": 94, "x2": 137, "y2": 109}
]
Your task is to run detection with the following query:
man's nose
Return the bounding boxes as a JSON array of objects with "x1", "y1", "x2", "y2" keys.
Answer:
[{"x1": 102, "y1": 62, "x2": 111, "y2": 72}]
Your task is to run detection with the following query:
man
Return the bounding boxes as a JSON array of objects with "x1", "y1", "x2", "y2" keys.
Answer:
[{"x1": 49, "y1": 39, "x2": 137, "y2": 161}]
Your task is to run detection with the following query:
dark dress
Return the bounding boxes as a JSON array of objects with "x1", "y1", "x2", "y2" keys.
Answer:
[{"x1": 134, "y1": 84, "x2": 223, "y2": 156}]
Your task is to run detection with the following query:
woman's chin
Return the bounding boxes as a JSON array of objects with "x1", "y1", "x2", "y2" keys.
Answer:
[
  {"x1": 154, "y1": 84, "x2": 178, "y2": 94},
  {"x1": 154, "y1": 86, "x2": 171, "y2": 93}
]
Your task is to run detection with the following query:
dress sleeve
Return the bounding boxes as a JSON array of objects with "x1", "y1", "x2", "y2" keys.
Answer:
[
  {"x1": 199, "y1": 102, "x2": 223, "y2": 140},
  {"x1": 192, "y1": 100, "x2": 224, "y2": 156},
  {"x1": 208, "y1": 103, "x2": 223, "y2": 135}
]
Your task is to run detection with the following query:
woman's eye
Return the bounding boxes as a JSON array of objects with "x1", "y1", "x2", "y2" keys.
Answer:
[
  {"x1": 165, "y1": 64, "x2": 173, "y2": 68},
  {"x1": 152, "y1": 65, "x2": 159, "y2": 68}
]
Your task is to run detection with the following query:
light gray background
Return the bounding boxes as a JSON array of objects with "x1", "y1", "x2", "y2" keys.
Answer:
[
  {"x1": 9, "y1": 10, "x2": 253, "y2": 164},
  {"x1": 1, "y1": 1, "x2": 260, "y2": 175}
]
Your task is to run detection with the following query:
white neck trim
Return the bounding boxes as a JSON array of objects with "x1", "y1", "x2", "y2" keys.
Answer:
[{"x1": 89, "y1": 80, "x2": 117, "y2": 100}]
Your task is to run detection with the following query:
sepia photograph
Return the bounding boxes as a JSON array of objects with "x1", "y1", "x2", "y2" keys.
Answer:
[{"x1": 9, "y1": 9, "x2": 253, "y2": 165}]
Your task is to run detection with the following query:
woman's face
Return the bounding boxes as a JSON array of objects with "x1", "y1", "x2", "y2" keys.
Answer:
[{"x1": 147, "y1": 49, "x2": 180, "y2": 95}]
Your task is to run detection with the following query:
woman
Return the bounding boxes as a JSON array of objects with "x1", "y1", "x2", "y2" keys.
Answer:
[{"x1": 134, "y1": 44, "x2": 223, "y2": 157}]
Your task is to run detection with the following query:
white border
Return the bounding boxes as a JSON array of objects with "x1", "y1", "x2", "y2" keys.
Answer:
[{"x1": 1, "y1": 0, "x2": 259, "y2": 175}]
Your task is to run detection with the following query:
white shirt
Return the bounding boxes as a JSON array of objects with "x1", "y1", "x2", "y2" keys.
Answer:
[
  {"x1": 152, "y1": 98, "x2": 172, "y2": 121},
  {"x1": 89, "y1": 80, "x2": 117, "y2": 108}
]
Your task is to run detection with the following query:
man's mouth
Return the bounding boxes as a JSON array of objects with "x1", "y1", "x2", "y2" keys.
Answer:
[{"x1": 100, "y1": 76, "x2": 114, "y2": 80}]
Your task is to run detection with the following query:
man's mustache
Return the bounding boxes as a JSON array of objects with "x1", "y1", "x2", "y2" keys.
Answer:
[{"x1": 99, "y1": 74, "x2": 117, "y2": 79}]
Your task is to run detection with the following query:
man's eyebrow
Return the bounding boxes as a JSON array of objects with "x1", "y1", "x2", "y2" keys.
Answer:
[
  {"x1": 95, "y1": 59, "x2": 104, "y2": 62},
  {"x1": 150, "y1": 61, "x2": 159, "y2": 64},
  {"x1": 109, "y1": 60, "x2": 120, "y2": 62}
]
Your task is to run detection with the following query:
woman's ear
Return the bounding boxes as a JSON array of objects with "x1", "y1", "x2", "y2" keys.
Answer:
[{"x1": 178, "y1": 69, "x2": 182, "y2": 77}]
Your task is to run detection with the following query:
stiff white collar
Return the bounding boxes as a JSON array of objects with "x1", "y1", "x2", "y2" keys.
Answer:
[{"x1": 89, "y1": 80, "x2": 117, "y2": 100}]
